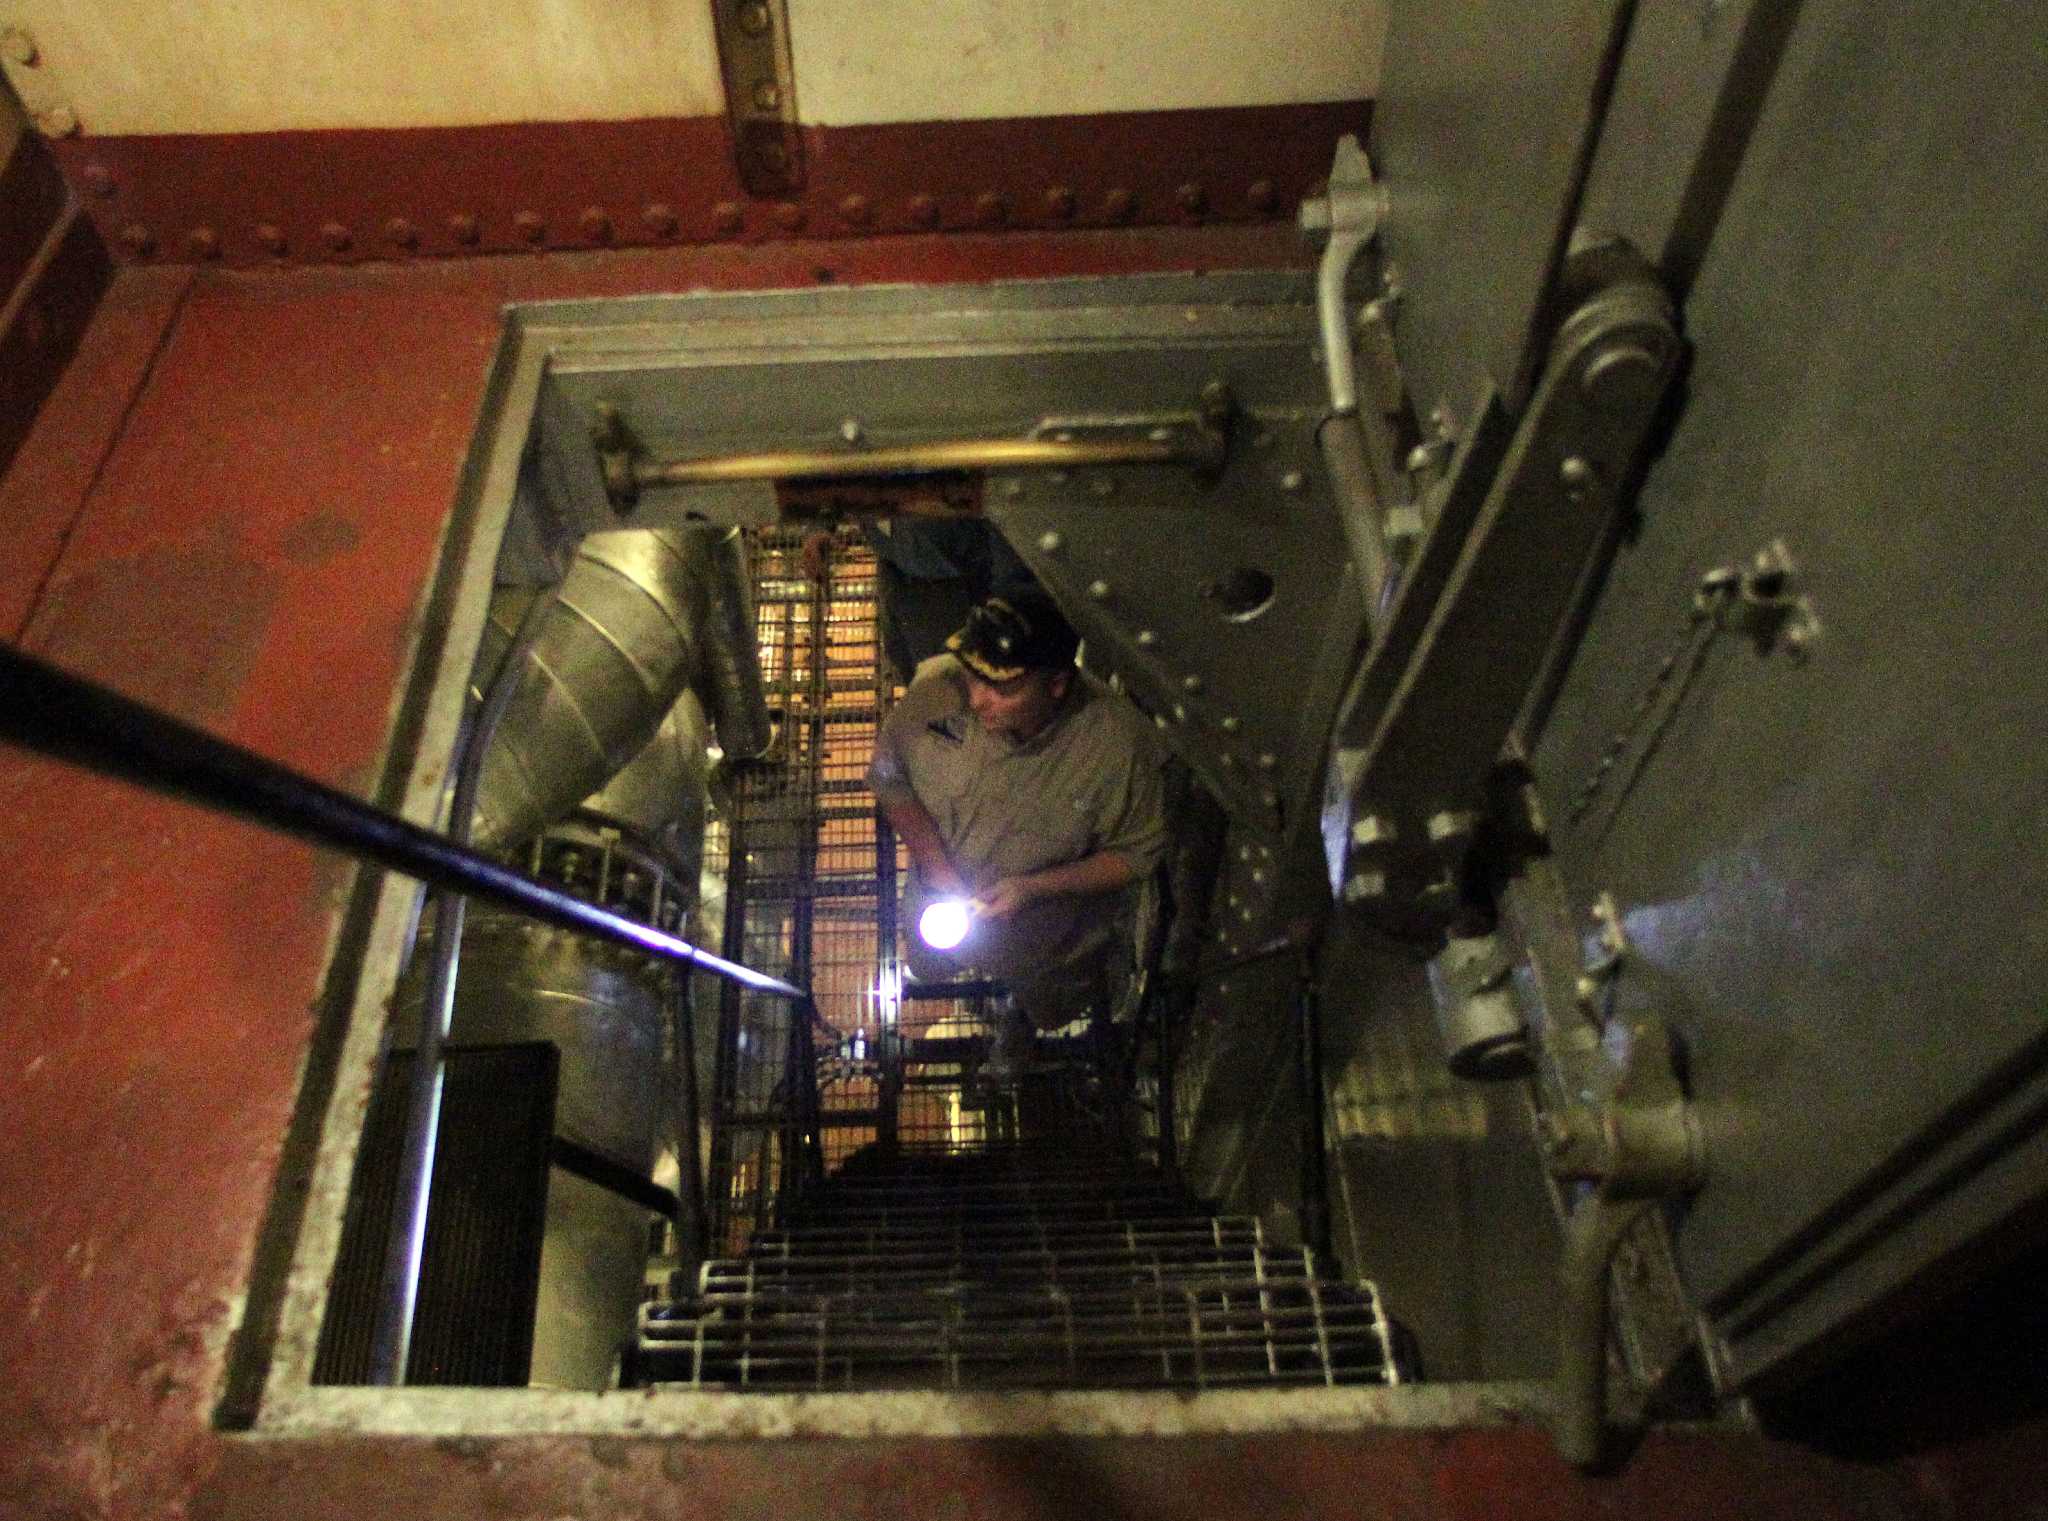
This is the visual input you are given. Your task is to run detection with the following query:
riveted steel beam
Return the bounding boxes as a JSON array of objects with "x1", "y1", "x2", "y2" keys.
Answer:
[{"x1": 713, "y1": 0, "x2": 804, "y2": 197}]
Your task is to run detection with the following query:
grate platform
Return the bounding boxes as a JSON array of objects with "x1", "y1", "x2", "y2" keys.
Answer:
[{"x1": 631, "y1": 1145, "x2": 1400, "y2": 1394}]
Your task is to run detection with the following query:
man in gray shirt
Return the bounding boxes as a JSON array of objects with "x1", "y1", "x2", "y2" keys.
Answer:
[{"x1": 868, "y1": 590, "x2": 1169, "y2": 1061}]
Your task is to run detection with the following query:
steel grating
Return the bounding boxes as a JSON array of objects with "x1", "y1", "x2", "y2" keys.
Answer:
[{"x1": 636, "y1": 1144, "x2": 1399, "y2": 1394}]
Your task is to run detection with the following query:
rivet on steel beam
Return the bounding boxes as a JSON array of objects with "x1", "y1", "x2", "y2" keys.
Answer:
[
  {"x1": 1559, "y1": 455, "x2": 1599, "y2": 501},
  {"x1": 1103, "y1": 187, "x2": 1136, "y2": 222},
  {"x1": 737, "y1": 1, "x2": 771, "y2": 35},
  {"x1": 975, "y1": 190, "x2": 1008, "y2": 227},
  {"x1": 321, "y1": 221, "x2": 353, "y2": 253},
  {"x1": 712, "y1": 201, "x2": 744, "y2": 235},
  {"x1": 642, "y1": 202, "x2": 679, "y2": 237},
  {"x1": 81, "y1": 164, "x2": 114, "y2": 197},
  {"x1": 1172, "y1": 704, "x2": 1189, "y2": 724},
  {"x1": 1177, "y1": 182, "x2": 1207, "y2": 216},
  {"x1": 1088, "y1": 580, "x2": 1112, "y2": 600},
  {"x1": 35, "y1": 104, "x2": 77, "y2": 137},
  {"x1": 773, "y1": 200, "x2": 806, "y2": 232},
  {"x1": 184, "y1": 226, "x2": 221, "y2": 260},
  {"x1": 752, "y1": 80, "x2": 781, "y2": 111},
  {"x1": 1181, "y1": 674, "x2": 1203, "y2": 694},
  {"x1": 1280, "y1": 469, "x2": 1305, "y2": 492},
  {"x1": 838, "y1": 193, "x2": 872, "y2": 227},
  {"x1": 1037, "y1": 531, "x2": 1064, "y2": 554},
  {"x1": 384, "y1": 217, "x2": 418, "y2": 250},
  {"x1": 1219, "y1": 753, "x2": 1238, "y2": 770},
  {"x1": 1246, "y1": 179, "x2": 1276, "y2": 213},
  {"x1": 1136, "y1": 630, "x2": 1158, "y2": 649},
  {"x1": 514, "y1": 210, "x2": 545, "y2": 244},
  {"x1": 839, "y1": 417, "x2": 864, "y2": 446},
  {"x1": 580, "y1": 206, "x2": 613, "y2": 243},
  {"x1": 1257, "y1": 753, "x2": 1277, "y2": 771},
  {"x1": 254, "y1": 223, "x2": 287, "y2": 256},
  {"x1": 117, "y1": 223, "x2": 155, "y2": 258},
  {"x1": 907, "y1": 193, "x2": 939, "y2": 228},
  {"x1": 447, "y1": 212, "x2": 481, "y2": 245},
  {"x1": 1044, "y1": 185, "x2": 1077, "y2": 220},
  {"x1": 1, "y1": 26, "x2": 38, "y2": 65},
  {"x1": 1220, "y1": 716, "x2": 1242, "y2": 734},
  {"x1": 1000, "y1": 479, "x2": 1024, "y2": 498}
]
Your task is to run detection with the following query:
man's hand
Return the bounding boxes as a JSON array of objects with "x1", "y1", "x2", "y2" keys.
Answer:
[{"x1": 973, "y1": 876, "x2": 1042, "y2": 921}]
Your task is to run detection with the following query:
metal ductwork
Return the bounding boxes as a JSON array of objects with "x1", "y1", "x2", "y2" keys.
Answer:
[{"x1": 469, "y1": 526, "x2": 770, "y2": 855}]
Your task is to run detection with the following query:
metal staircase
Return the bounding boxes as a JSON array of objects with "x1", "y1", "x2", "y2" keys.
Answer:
[{"x1": 629, "y1": 1140, "x2": 1402, "y2": 1393}]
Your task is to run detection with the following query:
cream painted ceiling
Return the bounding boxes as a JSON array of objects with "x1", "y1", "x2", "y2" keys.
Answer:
[{"x1": 0, "y1": 0, "x2": 1381, "y2": 137}]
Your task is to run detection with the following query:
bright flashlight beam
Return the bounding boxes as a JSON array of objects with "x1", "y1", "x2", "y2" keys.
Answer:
[{"x1": 919, "y1": 898, "x2": 975, "y2": 951}]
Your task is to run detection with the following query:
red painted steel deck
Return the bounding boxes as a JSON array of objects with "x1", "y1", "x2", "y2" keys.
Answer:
[{"x1": 0, "y1": 228, "x2": 1948, "y2": 1519}]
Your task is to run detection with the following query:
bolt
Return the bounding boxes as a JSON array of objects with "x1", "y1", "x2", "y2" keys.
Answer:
[
  {"x1": 184, "y1": 226, "x2": 221, "y2": 260},
  {"x1": 1575, "y1": 974, "x2": 1600, "y2": 1004},
  {"x1": 1177, "y1": 182, "x2": 1207, "y2": 216},
  {"x1": 1219, "y1": 753, "x2": 1238, "y2": 770},
  {"x1": 1240, "y1": 906, "x2": 1255, "y2": 923},
  {"x1": 642, "y1": 202, "x2": 679, "y2": 236},
  {"x1": 1220, "y1": 716, "x2": 1242, "y2": 734},
  {"x1": 447, "y1": 212, "x2": 481, "y2": 245},
  {"x1": 384, "y1": 217, "x2": 419, "y2": 250},
  {"x1": 117, "y1": 223, "x2": 155, "y2": 258},
  {"x1": 1581, "y1": 342, "x2": 1661, "y2": 411},
  {"x1": 1181, "y1": 674, "x2": 1203, "y2": 694},
  {"x1": 254, "y1": 222, "x2": 287, "y2": 255},
  {"x1": 837, "y1": 193, "x2": 871, "y2": 227},
  {"x1": 1037, "y1": 531, "x2": 1064, "y2": 554},
  {"x1": 773, "y1": 200, "x2": 805, "y2": 232},
  {"x1": 1044, "y1": 185, "x2": 1077, "y2": 220},
  {"x1": 753, "y1": 80, "x2": 781, "y2": 112},
  {"x1": 1103, "y1": 186, "x2": 1136, "y2": 222},
  {"x1": 737, "y1": 1, "x2": 772, "y2": 35},
  {"x1": 1172, "y1": 704, "x2": 1188, "y2": 724},
  {"x1": 1136, "y1": 629, "x2": 1158, "y2": 649},
  {"x1": 712, "y1": 201, "x2": 744, "y2": 235},
  {"x1": 321, "y1": 220, "x2": 354, "y2": 252},
  {"x1": 975, "y1": 190, "x2": 1008, "y2": 227},
  {"x1": 2, "y1": 26, "x2": 38, "y2": 64},
  {"x1": 907, "y1": 193, "x2": 939, "y2": 227},
  {"x1": 1246, "y1": 179, "x2": 1276, "y2": 213},
  {"x1": 1559, "y1": 455, "x2": 1599, "y2": 500},
  {"x1": 35, "y1": 104, "x2": 77, "y2": 137},
  {"x1": 1350, "y1": 814, "x2": 1397, "y2": 849},
  {"x1": 1088, "y1": 580, "x2": 1112, "y2": 600},
  {"x1": 1280, "y1": 469, "x2": 1305, "y2": 493},
  {"x1": 1343, "y1": 871, "x2": 1389, "y2": 905},
  {"x1": 1426, "y1": 809, "x2": 1478, "y2": 843},
  {"x1": 81, "y1": 164, "x2": 113, "y2": 197},
  {"x1": 1257, "y1": 753, "x2": 1277, "y2": 771},
  {"x1": 1405, "y1": 443, "x2": 1435, "y2": 474},
  {"x1": 513, "y1": 210, "x2": 544, "y2": 244},
  {"x1": 839, "y1": 417, "x2": 864, "y2": 446}
]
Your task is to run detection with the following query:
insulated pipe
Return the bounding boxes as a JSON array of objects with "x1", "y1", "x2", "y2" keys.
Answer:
[
  {"x1": 696, "y1": 527, "x2": 773, "y2": 760},
  {"x1": 370, "y1": 588, "x2": 553, "y2": 1385},
  {"x1": 0, "y1": 643, "x2": 809, "y2": 1002}
]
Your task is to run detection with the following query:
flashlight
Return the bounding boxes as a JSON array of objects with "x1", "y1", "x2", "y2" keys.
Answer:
[{"x1": 918, "y1": 897, "x2": 976, "y2": 951}]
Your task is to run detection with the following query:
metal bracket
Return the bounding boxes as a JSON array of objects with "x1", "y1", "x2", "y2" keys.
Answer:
[
  {"x1": 1323, "y1": 250, "x2": 1682, "y2": 928},
  {"x1": 713, "y1": 0, "x2": 804, "y2": 196}
]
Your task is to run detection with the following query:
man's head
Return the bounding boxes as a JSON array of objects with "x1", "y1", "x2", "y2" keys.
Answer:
[{"x1": 947, "y1": 590, "x2": 1079, "y2": 742}]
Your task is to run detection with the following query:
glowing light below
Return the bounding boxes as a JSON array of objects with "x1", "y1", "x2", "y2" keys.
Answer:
[{"x1": 919, "y1": 898, "x2": 974, "y2": 951}]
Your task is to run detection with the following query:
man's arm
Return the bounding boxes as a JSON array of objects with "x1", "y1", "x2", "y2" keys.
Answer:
[
  {"x1": 878, "y1": 791, "x2": 969, "y2": 897},
  {"x1": 975, "y1": 849, "x2": 1140, "y2": 920}
]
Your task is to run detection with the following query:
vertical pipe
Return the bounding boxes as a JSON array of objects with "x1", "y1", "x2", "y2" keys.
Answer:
[
  {"x1": 1295, "y1": 947, "x2": 1334, "y2": 1264},
  {"x1": 368, "y1": 590, "x2": 554, "y2": 1385}
]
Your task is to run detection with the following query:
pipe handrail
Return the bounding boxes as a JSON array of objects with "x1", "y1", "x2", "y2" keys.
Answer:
[{"x1": 0, "y1": 643, "x2": 810, "y2": 1002}]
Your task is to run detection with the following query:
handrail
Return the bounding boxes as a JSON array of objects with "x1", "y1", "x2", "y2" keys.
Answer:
[{"x1": 0, "y1": 643, "x2": 810, "y2": 1002}]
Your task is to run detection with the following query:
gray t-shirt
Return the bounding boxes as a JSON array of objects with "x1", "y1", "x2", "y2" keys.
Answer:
[{"x1": 869, "y1": 656, "x2": 1168, "y2": 991}]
